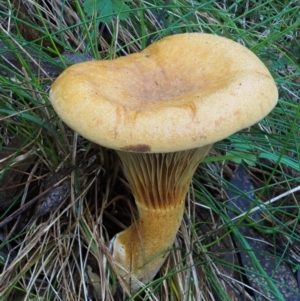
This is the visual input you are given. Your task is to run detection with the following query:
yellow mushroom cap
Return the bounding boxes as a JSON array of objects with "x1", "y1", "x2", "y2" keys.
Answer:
[{"x1": 49, "y1": 33, "x2": 278, "y2": 153}]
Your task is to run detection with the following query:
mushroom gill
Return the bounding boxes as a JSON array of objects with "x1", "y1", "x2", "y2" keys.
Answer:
[{"x1": 112, "y1": 144, "x2": 212, "y2": 291}]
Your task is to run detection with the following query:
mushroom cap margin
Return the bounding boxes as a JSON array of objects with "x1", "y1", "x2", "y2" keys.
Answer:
[{"x1": 49, "y1": 33, "x2": 278, "y2": 153}]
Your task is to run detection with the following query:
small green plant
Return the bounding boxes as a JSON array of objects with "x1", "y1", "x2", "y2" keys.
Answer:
[{"x1": 83, "y1": 0, "x2": 132, "y2": 23}]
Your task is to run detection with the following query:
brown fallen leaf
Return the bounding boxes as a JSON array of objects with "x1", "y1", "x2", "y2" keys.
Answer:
[
  {"x1": 11, "y1": 0, "x2": 64, "y2": 54},
  {"x1": 34, "y1": 169, "x2": 71, "y2": 218}
]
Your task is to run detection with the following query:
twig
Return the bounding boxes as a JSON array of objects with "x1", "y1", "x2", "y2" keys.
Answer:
[{"x1": 231, "y1": 185, "x2": 300, "y2": 222}]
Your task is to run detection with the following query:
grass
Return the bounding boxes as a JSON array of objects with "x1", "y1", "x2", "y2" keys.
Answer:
[{"x1": 0, "y1": 0, "x2": 299, "y2": 300}]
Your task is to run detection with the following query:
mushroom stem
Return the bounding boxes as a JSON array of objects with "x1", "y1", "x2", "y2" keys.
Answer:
[
  {"x1": 112, "y1": 200, "x2": 185, "y2": 290},
  {"x1": 112, "y1": 145, "x2": 212, "y2": 291}
]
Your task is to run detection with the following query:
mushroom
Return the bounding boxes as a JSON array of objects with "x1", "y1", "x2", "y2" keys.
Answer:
[{"x1": 49, "y1": 33, "x2": 278, "y2": 292}]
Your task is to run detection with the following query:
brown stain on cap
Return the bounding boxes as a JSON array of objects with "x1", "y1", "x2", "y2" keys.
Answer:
[{"x1": 121, "y1": 144, "x2": 151, "y2": 152}]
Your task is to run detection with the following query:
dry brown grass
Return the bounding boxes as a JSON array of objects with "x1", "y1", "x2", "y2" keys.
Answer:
[{"x1": 1, "y1": 0, "x2": 299, "y2": 300}]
